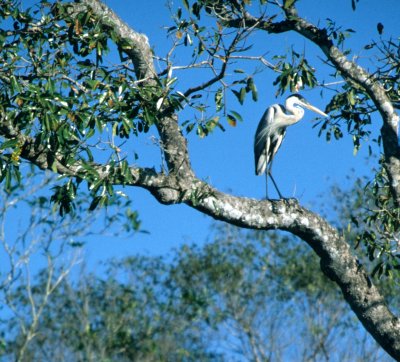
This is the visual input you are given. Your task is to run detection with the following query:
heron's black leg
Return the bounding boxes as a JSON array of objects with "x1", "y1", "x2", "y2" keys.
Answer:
[
  {"x1": 266, "y1": 160, "x2": 283, "y2": 199},
  {"x1": 265, "y1": 172, "x2": 269, "y2": 199},
  {"x1": 268, "y1": 171, "x2": 283, "y2": 199}
]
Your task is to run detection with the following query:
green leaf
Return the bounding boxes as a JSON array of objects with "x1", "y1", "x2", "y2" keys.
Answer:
[
  {"x1": 0, "y1": 139, "x2": 19, "y2": 150},
  {"x1": 182, "y1": 0, "x2": 190, "y2": 11},
  {"x1": 206, "y1": 116, "x2": 220, "y2": 133},
  {"x1": 89, "y1": 195, "x2": 102, "y2": 211},
  {"x1": 229, "y1": 110, "x2": 243, "y2": 123},
  {"x1": 227, "y1": 114, "x2": 237, "y2": 127},
  {"x1": 239, "y1": 87, "x2": 246, "y2": 105},
  {"x1": 347, "y1": 91, "x2": 356, "y2": 106},
  {"x1": 215, "y1": 88, "x2": 223, "y2": 112},
  {"x1": 5, "y1": 168, "x2": 11, "y2": 193},
  {"x1": 371, "y1": 261, "x2": 384, "y2": 278},
  {"x1": 99, "y1": 91, "x2": 107, "y2": 105},
  {"x1": 11, "y1": 75, "x2": 22, "y2": 93},
  {"x1": 186, "y1": 122, "x2": 195, "y2": 134},
  {"x1": 250, "y1": 81, "x2": 258, "y2": 102},
  {"x1": 125, "y1": 208, "x2": 141, "y2": 232},
  {"x1": 196, "y1": 124, "x2": 206, "y2": 138},
  {"x1": 283, "y1": 0, "x2": 296, "y2": 9}
]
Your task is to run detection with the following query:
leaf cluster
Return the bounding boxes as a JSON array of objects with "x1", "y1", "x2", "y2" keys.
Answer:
[
  {"x1": 356, "y1": 164, "x2": 400, "y2": 279},
  {"x1": 325, "y1": 171, "x2": 400, "y2": 283},
  {"x1": 0, "y1": 1, "x2": 180, "y2": 213},
  {"x1": 325, "y1": 18, "x2": 355, "y2": 50},
  {"x1": 318, "y1": 84, "x2": 373, "y2": 154},
  {"x1": 272, "y1": 49, "x2": 318, "y2": 96},
  {"x1": 166, "y1": 1, "x2": 262, "y2": 136},
  {"x1": 364, "y1": 38, "x2": 400, "y2": 109}
]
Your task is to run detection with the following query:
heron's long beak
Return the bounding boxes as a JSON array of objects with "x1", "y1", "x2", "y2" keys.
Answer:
[{"x1": 303, "y1": 103, "x2": 328, "y2": 117}]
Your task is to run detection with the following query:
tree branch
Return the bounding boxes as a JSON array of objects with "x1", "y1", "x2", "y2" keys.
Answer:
[
  {"x1": 184, "y1": 184, "x2": 400, "y2": 359},
  {"x1": 77, "y1": 0, "x2": 156, "y2": 81},
  {"x1": 282, "y1": 7, "x2": 400, "y2": 207},
  {"x1": 68, "y1": 0, "x2": 195, "y2": 181},
  {"x1": 225, "y1": 6, "x2": 400, "y2": 206}
]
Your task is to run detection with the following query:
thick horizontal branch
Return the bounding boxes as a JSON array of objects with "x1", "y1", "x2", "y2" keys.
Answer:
[{"x1": 187, "y1": 183, "x2": 400, "y2": 359}]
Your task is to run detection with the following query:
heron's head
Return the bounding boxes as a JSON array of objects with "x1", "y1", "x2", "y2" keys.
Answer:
[{"x1": 286, "y1": 94, "x2": 328, "y2": 117}]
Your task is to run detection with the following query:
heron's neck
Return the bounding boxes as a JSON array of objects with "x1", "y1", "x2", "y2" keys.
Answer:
[{"x1": 286, "y1": 104, "x2": 303, "y2": 122}]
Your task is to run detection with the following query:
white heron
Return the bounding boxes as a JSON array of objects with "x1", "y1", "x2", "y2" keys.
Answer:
[{"x1": 254, "y1": 93, "x2": 328, "y2": 198}]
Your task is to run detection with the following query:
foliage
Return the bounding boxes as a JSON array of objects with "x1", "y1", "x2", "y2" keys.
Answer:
[
  {"x1": 1, "y1": 223, "x2": 392, "y2": 362},
  {"x1": 0, "y1": 0, "x2": 165, "y2": 208},
  {"x1": 4, "y1": 257, "x2": 220, "y2": 362},
  {"x1": 326, "y1": 169, "x2": 400, "y2": 282}
]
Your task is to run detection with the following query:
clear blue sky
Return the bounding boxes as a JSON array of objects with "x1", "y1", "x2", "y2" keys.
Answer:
[{"x1": 8, "y1": 0, "x2": 400, "y2": 267}]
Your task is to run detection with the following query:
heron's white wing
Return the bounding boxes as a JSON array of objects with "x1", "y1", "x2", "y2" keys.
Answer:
[
  {"x1": 268, "y1": 130, "x2": 285, "y2": 165},
  {"x1": 254, "y1": 106, "x2": 275, "y2": 175}
]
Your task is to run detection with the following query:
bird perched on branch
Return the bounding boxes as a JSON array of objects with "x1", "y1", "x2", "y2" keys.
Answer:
[{"x1": 254, "y1": 94, "x2": 328, "y2": 198}]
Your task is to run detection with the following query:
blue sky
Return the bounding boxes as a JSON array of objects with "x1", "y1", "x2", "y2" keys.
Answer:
[
  {"x1": 6, "y1": 0, "x2": 400, "y2": 266},
  {"x1": 75, "y1": 0, "x2": 398, "y2": 262}
]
